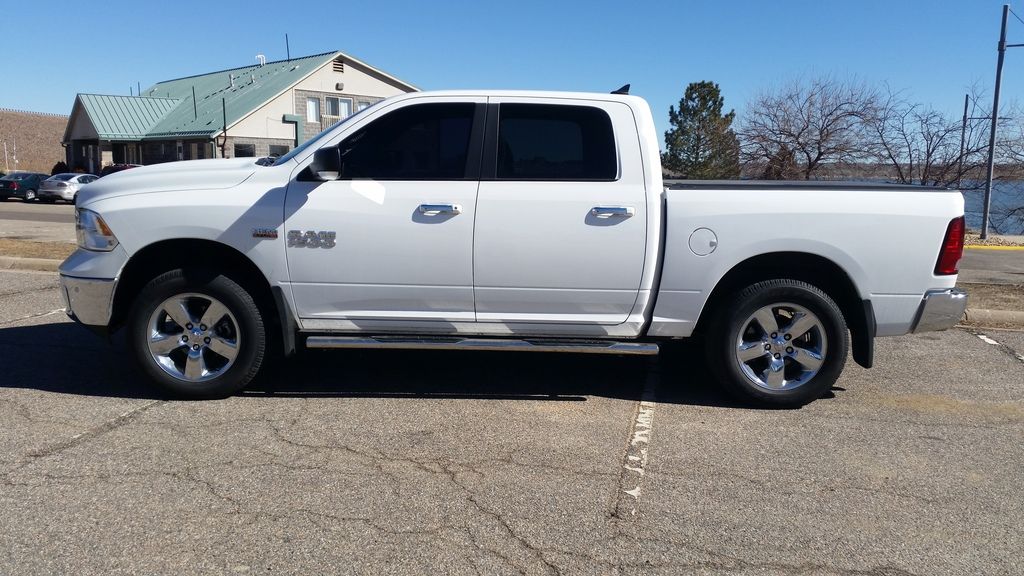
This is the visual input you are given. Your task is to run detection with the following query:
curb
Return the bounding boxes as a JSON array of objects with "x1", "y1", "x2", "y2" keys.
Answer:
[
  {"x1": 962, "y1": 308, "x2": 1024, "y2": 329},
  {"x1": 964, "y1": 245, "x2": 1024, "y2": 251},
  {"x1": 0, "y1": 256, "x2": 61, "y2": 272}
]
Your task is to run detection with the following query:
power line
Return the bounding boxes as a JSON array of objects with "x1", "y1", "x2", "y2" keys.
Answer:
[{"x1": 1011, "y1": 7, "x2": 1024, "y2": 27}]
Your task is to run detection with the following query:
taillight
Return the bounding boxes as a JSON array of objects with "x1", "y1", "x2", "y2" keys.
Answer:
[
  {"x1": 9, "y1": 182, "x2": 17, "y2": 190},
  {"x1": 935, "y1": 216, "x2": 965, "y2": 275}
]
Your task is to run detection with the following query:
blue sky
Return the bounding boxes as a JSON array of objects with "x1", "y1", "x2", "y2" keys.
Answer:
[{"x1": 2, "y1": 0, "x2": 1022, "y2": 141}]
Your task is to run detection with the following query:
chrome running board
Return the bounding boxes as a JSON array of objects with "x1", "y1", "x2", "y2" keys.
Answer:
[{"x1": 304, "y1": 336, "x2": 659, "y2": 355}]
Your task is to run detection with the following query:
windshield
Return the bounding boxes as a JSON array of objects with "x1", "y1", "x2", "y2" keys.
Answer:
[
  {"x1": 50, "y1": 174, "x2": 76, "y2": 181},
  {"x1": 272, "y1": 100, "x2": 383, "y2": 166}
]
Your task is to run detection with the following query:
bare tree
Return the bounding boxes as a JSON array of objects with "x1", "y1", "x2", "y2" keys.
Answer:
[
  {"x1": 738, "y1": 77, "x2": 877, "y2": 179},
  {"x1": 995, "y1": 101, "x2": 1024, "y2": 179},
  {"x1": 865, "y1": 86, "x2": 991, "y2": 188}
]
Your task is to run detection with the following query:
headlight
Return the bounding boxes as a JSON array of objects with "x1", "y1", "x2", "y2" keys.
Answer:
[{"x1": 76, "y1": 209, "x2": 119, "y2": 251}]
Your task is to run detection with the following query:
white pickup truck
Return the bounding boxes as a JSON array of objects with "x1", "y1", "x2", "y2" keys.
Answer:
[{"x1": 60, "y1": 90, "x2": 968, "y2": 406}]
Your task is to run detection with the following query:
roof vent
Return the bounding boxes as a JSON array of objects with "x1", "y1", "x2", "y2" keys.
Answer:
[
  {"x1": 256, "y1": 53, "x2": 266, "y2": 66},
  {"x1": 229, "y1": 74, "x2": 234, "y2": 89},
  {"x1": 333, "y1": 59, "x2": 345, "y2": 73}
]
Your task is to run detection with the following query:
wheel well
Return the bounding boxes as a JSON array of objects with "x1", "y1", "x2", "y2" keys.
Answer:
[
  {"x1": 111, "y1": 240, "x2": 282, "y2": 347},
  {"x1": 694, "y1": 252, "x2": 875, "y2": 368}
]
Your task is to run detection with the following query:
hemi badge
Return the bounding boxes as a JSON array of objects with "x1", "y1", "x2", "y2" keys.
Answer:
[{"x1": 252, "y1": 228, "x2": 279, "y2": 239}]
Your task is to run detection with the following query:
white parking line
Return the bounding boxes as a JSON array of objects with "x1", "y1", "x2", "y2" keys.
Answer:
[
  {"x1": 614, "y1": 367, "x2": 658, "y2": 518},
  {"x1": 974, "y1": 332, "x2": 1024, "y2": 364},
  {"x1": 0, "y1": 308, "x2": 65, "y2": 327},
  {"x1": 976, "y1": 334, "x2": 1001, "y2": 346}
]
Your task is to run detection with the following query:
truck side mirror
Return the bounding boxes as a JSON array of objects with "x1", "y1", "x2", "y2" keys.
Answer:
[{"x1": 309, "y1": 147, "x2": 342, "y2": 181}]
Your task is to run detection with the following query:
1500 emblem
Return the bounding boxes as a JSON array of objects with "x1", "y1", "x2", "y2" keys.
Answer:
[{"x1": 288, "y1": 230, "x2": 337, "y2": 248}]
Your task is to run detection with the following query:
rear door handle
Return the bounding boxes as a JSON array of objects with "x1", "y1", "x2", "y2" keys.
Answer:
[
  {"x1": 418, "y1": 203, "x2": 462, "y2": 215},
  {"x1": 590, "y1": 206, "x2": 635, "y2": 218}
]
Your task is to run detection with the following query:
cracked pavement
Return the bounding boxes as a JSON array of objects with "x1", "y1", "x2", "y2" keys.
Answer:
[{"x1": 0, "y1": 269, "x2": 1021, "y2": 575}]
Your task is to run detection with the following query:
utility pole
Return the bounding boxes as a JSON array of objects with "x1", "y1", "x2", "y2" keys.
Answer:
[
  {"x1": 959, "y1": 93, "x2": 970, "y2": 189},
  {"x1": 960, "y1": 94, "x2": 1003, "y2": 190},
  {"x1": 982, "y1": 4, "x2": 1024, "y2": 239}
]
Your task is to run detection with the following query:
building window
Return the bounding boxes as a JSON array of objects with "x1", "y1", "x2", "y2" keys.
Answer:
[
  {"x1": 358, "y1": 101, "x2": 372, "y2": 111},
  {"x1": 268, "y1": 144, "x2": 290, "y2": 157},
  {"x1": 496, "y1": 104, "x2": 617, "y2": 181},
  {"x1": 325, "y1": 97, "x2": 353, "y2": 124},
  {"x1": 306, "y1": 97, "x2": 320, "y2": 123},
  {"x1": 234, "y1": 143, "x2": 256, "y2": 157}
]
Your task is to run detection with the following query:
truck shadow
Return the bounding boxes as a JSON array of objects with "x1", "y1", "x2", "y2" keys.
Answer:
[{"x1": 0, "y1": 322, "x2": 812, "y2": 408}]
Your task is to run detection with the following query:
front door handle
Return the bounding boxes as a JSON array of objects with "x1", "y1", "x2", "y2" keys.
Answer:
[
  {"x1": 419, "y1": 203, "x2": 462, "y2": 215},
  {"x1": 591, "y1": 206, "x2": 635, "y2": 218}
]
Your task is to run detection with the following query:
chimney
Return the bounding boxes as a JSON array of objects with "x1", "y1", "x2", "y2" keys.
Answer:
[{"x1": 256, "y1": 53, "x2": 266, "y2": 66}]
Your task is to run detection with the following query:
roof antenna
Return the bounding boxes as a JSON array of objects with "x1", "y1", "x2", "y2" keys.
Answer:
[
  {"x1": 611, "y1": 84, "x2": 630, "y2": 95},
  {"x1": 286, "y1": 33, "x2": 291, "y2": 62}
]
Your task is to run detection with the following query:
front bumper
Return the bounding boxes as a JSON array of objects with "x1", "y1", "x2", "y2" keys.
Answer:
[
  {"x1": 911, "y1": 288, "x2": 968, "y2": 333},
  {"x1": 60, "y1": 274, "x2": 117, "y2": 327}
]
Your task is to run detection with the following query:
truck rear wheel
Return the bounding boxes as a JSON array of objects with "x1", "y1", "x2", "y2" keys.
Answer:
[
  {"x1": 705, "y1": 279, "x2": 849, "y2": 408},
  {"x1": 127, "y1": 269, "x2": 266, "y2": 399}
]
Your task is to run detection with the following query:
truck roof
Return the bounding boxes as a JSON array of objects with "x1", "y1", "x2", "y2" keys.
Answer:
[{"x1": 389, "y1": 89, "x2": 642, "y2": 103}]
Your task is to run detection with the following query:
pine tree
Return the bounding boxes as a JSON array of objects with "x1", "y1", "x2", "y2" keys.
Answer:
[{"x1": 662, "y1": 81, "x2": 740, "y2": 179}]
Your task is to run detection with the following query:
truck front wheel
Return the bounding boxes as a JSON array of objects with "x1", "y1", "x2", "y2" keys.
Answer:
[
  {"x1": 127, "y1": 269, "x2": 266, "y2": 399},
  {"x1": 705, "y1": 279, "x2": 849, "y2": 408}
]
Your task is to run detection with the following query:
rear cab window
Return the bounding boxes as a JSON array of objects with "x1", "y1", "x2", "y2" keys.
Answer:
[{"x1": 495, "y1": 103, "x2": 617, "y2": 181}]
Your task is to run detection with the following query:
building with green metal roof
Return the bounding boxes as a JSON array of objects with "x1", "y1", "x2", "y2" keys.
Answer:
[{"x1": 62, "y1": 50, "x2": 416, "y2": 173}]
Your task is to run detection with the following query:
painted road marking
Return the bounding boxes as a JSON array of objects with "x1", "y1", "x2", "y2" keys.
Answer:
[
  {"x1": 0, "y1": 308, "x2": 65, "y2": 327},
  {"x1": 614, "y1": 366, "x2": 658, "y2": 519},
  {"x1": 977, "y1": 334, "x2": 1001, "y2": 346},
  {"x1": 973, "y1": 332, "x2": 1024, "y2": 364},
  {"x1": 964, "y1": 245, "x2": 1024, "y2": 251}
]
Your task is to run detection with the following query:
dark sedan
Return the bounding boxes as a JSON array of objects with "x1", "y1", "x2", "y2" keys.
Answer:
[{"x1": 0, "y1": 172, "x2": 50, "y2": 201}]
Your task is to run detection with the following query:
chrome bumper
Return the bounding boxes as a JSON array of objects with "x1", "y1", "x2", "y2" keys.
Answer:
[
  {"x1": 912, "y1": 288, "x2": 968, "y2": 333},
  {"x1": 60, "y1": 275, "x2": 117, "y2": 327}
]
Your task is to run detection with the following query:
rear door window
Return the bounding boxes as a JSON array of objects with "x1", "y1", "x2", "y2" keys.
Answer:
[{"x1": 496, "y1": 104, "x2": 617, "y2": 181}]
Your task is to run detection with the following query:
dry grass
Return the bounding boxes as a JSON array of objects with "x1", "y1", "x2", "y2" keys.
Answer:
[
  {"x1": 959, "y1": 282, "x2": 1024, "y2": 311},
  {"x1": 0, "y1": 109, "x2": 68, "y2": 174},
  {"x1": 0, "y1": 238, "x2": 75, "y2": 260},
  {"x1": 965, "y1": 233, "x2": 1024, "y2": 246}
]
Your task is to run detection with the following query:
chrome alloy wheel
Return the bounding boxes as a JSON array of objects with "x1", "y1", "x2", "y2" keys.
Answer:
[
  {"x1": 734, "y1": 302, "x2": 828, "y2": 391},
  {"x1": 147, "y1": 293, "x2": 240, "y2": 383}
]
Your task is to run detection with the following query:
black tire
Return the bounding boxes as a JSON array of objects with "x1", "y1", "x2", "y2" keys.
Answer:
[
  {"x1": 127, "y1": 269, "x2": 266, "y2": 399},
  {"x1": 705, "y1": 279, "x2": 849, "y2": 408}
]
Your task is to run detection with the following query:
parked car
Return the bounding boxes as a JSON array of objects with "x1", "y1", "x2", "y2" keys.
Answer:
[
  {"x1": 0, "y1": 172, "x2": 49, "y2": 201},
  {"x1": 39, "y1": 173, "x2": 99, "y2": 204},
  {"x1": 99, "y1": 164, "x2": 142, "y2": 178},
  {"x1": 61, "y1": 90, "x2": 967, "y2": 407}
]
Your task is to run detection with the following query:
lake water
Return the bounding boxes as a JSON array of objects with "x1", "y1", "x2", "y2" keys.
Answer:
[{"x1": 963, "y1": 181, "x2": 1024, "y2": 235}]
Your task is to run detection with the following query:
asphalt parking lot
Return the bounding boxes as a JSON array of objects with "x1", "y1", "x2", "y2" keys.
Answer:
[{"x1": 1, "y1": 268, "x2": 1022, "y2": 575}]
